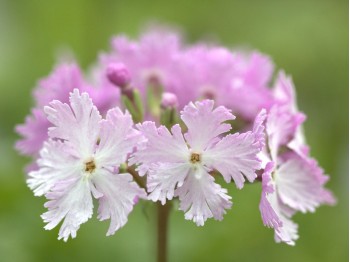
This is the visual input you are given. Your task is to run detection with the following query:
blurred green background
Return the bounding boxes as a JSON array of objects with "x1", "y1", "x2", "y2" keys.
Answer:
[{"x1": 0, "y1": 0, "x2": 348, "y2": 261}]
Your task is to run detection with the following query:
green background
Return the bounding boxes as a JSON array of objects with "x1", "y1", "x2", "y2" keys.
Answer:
[{"x1": 0, "y1": 0, "x2": 348, "y2": 261}]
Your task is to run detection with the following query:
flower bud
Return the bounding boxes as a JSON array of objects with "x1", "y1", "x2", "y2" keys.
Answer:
[
  {"x1": 161, "y1": 92, "x2": 178, "y2": 109},
  {"x1": 106, "y1": 63, "x2": 131, "y2": 88}
]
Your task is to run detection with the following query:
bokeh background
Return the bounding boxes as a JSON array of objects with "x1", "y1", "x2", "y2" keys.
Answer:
[{"x1": 0, "y1": 0, "x2": 348, "y2": 261}]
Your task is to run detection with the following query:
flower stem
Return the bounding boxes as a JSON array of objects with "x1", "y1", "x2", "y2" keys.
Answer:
[
  {"x1": 157, "y1": 202, "x2": 171, "y2": 262},
  {"x1": 126, "y1": 166, "x2": 146, "y2": 189}
]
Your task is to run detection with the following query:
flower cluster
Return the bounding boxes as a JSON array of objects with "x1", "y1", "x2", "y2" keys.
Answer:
[{"x1": 16, "y1": 28, "x2": 335, "y2": 243}]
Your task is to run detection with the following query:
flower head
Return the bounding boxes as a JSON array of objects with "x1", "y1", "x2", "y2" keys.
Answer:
[
  {"x1": 131, "y1": 100, "x2": 261, "y2": 225},
  {"x1": 98, "y1": 29, "x2": 182, "y2": 97},
  {"x1": 258, "y1": 74, "x2": 335, "y2": 245},
  {"x1": 15, "y1": 63, "x2": 92, "y2": 163},
  {"x1": 27, "y1": 89, "x2": 146, "y2": 241},
  {"x1": 168, "y1": 47, "x2": 275, "y2": 115}
]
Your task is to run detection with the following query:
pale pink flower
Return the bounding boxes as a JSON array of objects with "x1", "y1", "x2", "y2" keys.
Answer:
[
  {"x1": 15, "y1": 109, "x2": 50, "y2": 157},
  {"x1": 228, "y1": 51, "x2": 275, "y2": 119},
  {"x1": 170, "y1": 47, "x2": 275, "y2": 115},
  {"x1": 15, "y1": 63, "x2": 91, "y2": 160},
  {"x1": 266, "y1": 104, "x2": 305, "y2": 162},
  {"x1": 131, "y1": 100, "x2": 261, "y2": 225},
  {"x1": 27, "y1": 89, "x2": 146, "y2": 241},
  {"x1": 98, "y1": 29, "x2": 182, "y2": 97},
  {"x1": 259, "y1": 77, "x2": 335, "y2": 244},
  {"x1": 260, "y1": 151, "x2": 335, "y2": 246},
  {"x1": 273, "y1": 71, "x2": 310, "y2": 158},
  {"x1": 171, "y1": 46, "x2": 237, "y2": 108},
  {"x1": 34, "y1": 62, "x2": 90, "y2": 108}
]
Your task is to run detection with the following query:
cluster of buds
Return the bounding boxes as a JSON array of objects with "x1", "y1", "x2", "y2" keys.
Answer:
[{"x1": 16, "y1": 28, "x2": 335, "y2": 244}]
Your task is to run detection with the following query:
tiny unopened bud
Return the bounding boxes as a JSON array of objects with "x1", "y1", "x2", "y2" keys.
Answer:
[
  {"x1": 106, "y1": 63, "x2": 131, "y2": 88},
  {"x1": 161, "y1": 92, "x2": 178, "y2": 108}
]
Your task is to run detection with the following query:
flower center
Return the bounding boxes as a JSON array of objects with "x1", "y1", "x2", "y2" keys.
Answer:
[
  {"x1": 190, "y1": 152, "x2": 201, "y2": 164},
  {"x1": 84, "y1": 159, "x2": 96, "y2": 174}
]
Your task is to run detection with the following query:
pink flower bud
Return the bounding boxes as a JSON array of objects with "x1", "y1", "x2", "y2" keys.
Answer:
[
  {"x1": 161, "y1": 92, "x2": 178, "y2": 108},
  {"x1": 106, "y1": 63, "x2": 131, "y2": 88}
]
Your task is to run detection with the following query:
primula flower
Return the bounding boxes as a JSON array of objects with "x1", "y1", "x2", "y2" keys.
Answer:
[
  {"x1": 229, "y1": 51, "x2": 275, "y2": 119},
  {"x1": 96, "y1": 29, "x2": 278, "y2": 117},
  {"x1": 34, "y1": 62, "x2": 90, "y2": 108},
  {"x1": 27, "y1": 89, "x2": 146, "y2": 241},
  {"x1": 97, "y1": 29, "x2": 182, "y2": 97},
  {"x1": 15, "y1": 63, "x2": 91, "y2": 162},
  {"x1": 173, "y1": 46, "x2": 238, "y2": 108},
  {"x1": 273, "y1": 71, "x2": 310, "y2": 158},
  {"x1": 259, "y1": 73, "x2": 335, "y2": 245},
  {"x1": 131, "y1": 100, "x2": 261, "y2": 225},
  {"x1": 172, "y1": 46, "x2": 275, "y2": 118},
  {"x1": 15, "y1": 27, "x2": 336, "y2": 247},
  {"x1": 15, "y1": 108, "x2": 51, "y2": 157}
]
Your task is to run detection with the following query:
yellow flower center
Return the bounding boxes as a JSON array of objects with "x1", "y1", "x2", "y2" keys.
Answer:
[
  {"x1": 84, "y1": 159, "x2": 96, "y2": 174},
  {"x1": 190, "y1": 153, "x2": 201, "y2": 164}
]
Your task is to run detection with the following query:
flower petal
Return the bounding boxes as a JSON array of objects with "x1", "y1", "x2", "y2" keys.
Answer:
[
  {"x1": 266, "y1": 105, "x2": 305, "y2": 161},
  {"x1": 253, "y1": 109, "x2": 267, "y2": 151},
  {"x1": 92, "y1": 170, "x2": 146, "y2": 236},
  {"x1": 203, "y1": 132, "x2": 261, "y2": 189},
  {"x1": 130, "y1": 122, "x2": 188, "y2": 176},
  {"x1": 175, "y1": 167, "x2": 232, "y2": 226},
  {"x1": 259, "y1": 162, "x2": 282, "y2": 229},
  {"x1": 273, "y1": 213, "x2": 299, "y2": 246},
  {"x1": 42, "y1": 177, "x2": 94, "y2": 241},
  {"x1": 273, "y1": 71, "x2": 298, "y2": 113},
  {"x1": 276, "y1": 153, "x2": 336, "y2": 213},
  {"x1": 95, "y1": 107, "x2": 140, "y2": 167},
  {"x1": 15, "y1": 109, "x2": 50, "y2": 156},
  {"x1": 259, "y1": 162, "x2": 299, "y2": 246},
  {"x1": 27, "y1": 140, "x2": 80, "y2": 196},
  {"x1": 44, "y1": 89, "x2": 102, "y2": 158},
  {"x1": 34, "y1": 62, "x2": 89, "y2": 108},
  {"x1": 181, "y1": 100, "x2": 235, "y2": 151},
  {"x1": 147, "y1": 163, "x2": 191, "y2": 204}
]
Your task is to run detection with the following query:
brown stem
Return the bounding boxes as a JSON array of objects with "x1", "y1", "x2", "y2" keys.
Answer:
[
  {"x1": 127, "y1": 166, "x2": 146, "y2": 189},
  {"x1": 157, "y1": 202, "x2": 171, "y2": 262}
]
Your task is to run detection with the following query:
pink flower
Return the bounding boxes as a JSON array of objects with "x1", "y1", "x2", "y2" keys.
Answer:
[
  {"x1": 27, "y1": 89, "x2": 146, "y2": 241},
  {"x1": 171, "y1": 46, "x2": 237, "y2": 109},
  {"x1": 131, "y1": 100, "x2": 261, "y2": 225},
  {"x1": 97, "y1": 29, "x2": 182, "y2": 97},
  {"x1": 170, "y1": 46, "x2": 275, "y2": 115},
  {"x1": 260, "y1": 152, "x2": 335, "y2": 246},
  {"x1": 273, "y1": 71, "x2": 310, "y2": 157},
  {"x1": 266, "y1": 104, "x2": 305, "y2": 162},
  {"x1": 96, "y1": 29, "x2": 276, "y2": 119},
  {"x1": 15, "y1": 109, "x2": 50, "y2": 157},
  {"x1": 258, "y1": 75, "x2": 335, "y2": 244},
  {"x1": 34, "y1": 62, "x2": 90, "y2": 108},
  {"x1": 15, "y1": 63, "x2": 91, "y2": 159},
  {"x1": 228, "y1": 51, "x2": 275, "y2": 119}
]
